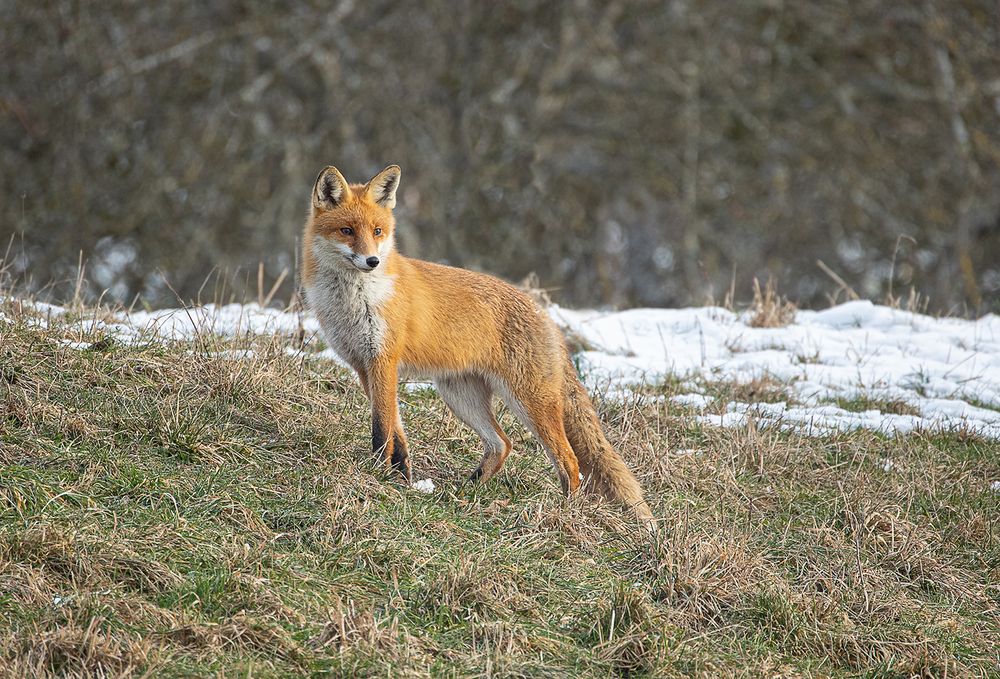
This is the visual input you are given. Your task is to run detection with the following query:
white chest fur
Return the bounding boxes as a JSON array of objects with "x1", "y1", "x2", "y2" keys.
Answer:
[{"x1": 305, "y1": 258, "x2": 395, "y2": 369}]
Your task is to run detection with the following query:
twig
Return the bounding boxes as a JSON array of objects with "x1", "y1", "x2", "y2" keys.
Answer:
[
  {"x1": 94, "y1": 30, "x2": 224, "y2": 90},
  {"x1": 262, "y1": 268, "x2": 288, "y2": 308},
  {"x1": 816, "y1": 259, "x2": 859, "y2": 301},
  {"x1": 887, "y1": 234, "x2": 917, "y2": 307},
  {"x1": 239, "y1": 0, "x2": 356, "y2": 103},
  {"x1": 72, "y1": 251, "x2": 86, "y2": 311}
]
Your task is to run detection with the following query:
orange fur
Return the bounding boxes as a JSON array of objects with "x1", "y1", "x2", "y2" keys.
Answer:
[{"x1": 302, "y1": 165, "x2": 652, "y2": 522}]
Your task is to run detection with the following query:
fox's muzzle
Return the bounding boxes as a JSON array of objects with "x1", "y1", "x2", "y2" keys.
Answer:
[{"x1": 351, "y1": 254, "x2": 379, "y2": 272}]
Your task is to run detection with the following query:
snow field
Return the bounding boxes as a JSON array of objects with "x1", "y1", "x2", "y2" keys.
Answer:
[{"x1": 9, "y1": 299, "x2": 1000, "y2": 440}]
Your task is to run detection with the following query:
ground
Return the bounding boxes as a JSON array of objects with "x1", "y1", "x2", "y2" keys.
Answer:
[{"x1": 1, "y1": 299, "x2": 998, "y2": 677}]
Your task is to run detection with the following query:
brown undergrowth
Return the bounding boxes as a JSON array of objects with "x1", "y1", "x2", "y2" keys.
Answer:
[{"x1": 748, "y1": 278, "x2": 797, "y2": 328}]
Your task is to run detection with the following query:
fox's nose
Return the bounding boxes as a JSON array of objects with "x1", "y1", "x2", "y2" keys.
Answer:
[{"x1": 365, "y1": 256, "x2": 380, "y2": 269}]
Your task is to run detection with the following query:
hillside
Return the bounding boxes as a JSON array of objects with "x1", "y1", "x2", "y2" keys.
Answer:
[{"x1": 1, "y1": 298, "x2": 999, "y2": 676}]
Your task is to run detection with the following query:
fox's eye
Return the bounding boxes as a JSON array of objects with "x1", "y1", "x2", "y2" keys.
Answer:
[
  {"x1": 373, "y1": 228, "x2": 382, "y2": 236},
  {"x1": 340, "y1": 227, "x2": 354, "y2": 236}
]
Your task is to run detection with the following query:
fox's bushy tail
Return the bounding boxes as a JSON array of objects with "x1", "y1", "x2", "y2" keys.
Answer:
[{"x1": 562, "y1": 361, "x2": 653, "y2": 523}]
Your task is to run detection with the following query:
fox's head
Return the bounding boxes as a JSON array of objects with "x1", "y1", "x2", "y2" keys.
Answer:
[{"x1": 309, "y1": 164, "x2": 400, "y2": 273}]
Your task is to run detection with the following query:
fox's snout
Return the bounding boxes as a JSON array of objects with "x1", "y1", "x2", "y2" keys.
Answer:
[{"x1": 349, "y1": 253, "x2": 380, "y2": 272}]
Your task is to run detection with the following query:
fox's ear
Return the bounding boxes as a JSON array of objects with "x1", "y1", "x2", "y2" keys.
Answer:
[
  {"x1": 312, "y1": 166, "x2": 351, "y2": 211},
  {"x1": 365, "y1": 165, "x2": 401, "y2": 209}
]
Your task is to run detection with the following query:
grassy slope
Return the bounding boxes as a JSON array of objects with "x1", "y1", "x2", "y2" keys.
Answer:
[{"x1": 1, "y1": 306, "x2": 998, "y2": 678}]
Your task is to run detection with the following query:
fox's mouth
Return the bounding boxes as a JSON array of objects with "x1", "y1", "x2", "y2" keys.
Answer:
[{"x1": 344, "y1": 255, "x2": 377, "y2": 272}]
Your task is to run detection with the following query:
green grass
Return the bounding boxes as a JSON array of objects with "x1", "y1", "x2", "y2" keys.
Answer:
[{"x1": 1, "y1": 304, "x2": 999, "y2": 677}]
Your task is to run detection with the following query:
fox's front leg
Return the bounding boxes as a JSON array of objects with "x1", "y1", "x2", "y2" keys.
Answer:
[{"x1": 366, "y1": 361, "x2": 411, "y2": 482}]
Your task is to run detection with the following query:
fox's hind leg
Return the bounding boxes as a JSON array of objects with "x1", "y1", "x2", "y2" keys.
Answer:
[
  {"x1": 435, "y1": 375, "x2": 512, "y2": 483},
  {"x1": 498, "y1": 382, "x2": 581, "y2": 496}
]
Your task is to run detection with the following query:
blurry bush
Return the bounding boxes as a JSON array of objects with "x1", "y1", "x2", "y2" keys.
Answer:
[{"x1": 2, "y1": 1, "x2": 998, "y2": 312}]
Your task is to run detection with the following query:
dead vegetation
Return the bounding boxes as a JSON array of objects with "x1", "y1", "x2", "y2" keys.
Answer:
[
  {"x1": 6, "y1": 616, "x2": 155, "y2": 679},
  {"x1": 1, "y1": 299, "x2": 998, "y2": 677},
  {"x1": 748, "y1": 278, "x2": 797, "y2": 328}
]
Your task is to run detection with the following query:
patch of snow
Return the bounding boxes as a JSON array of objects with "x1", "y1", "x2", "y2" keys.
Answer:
[
  {"x1": 672, "y1": 393, "x2": 713, "y2": 409},
  {"x1": 126, "y1": 303, "x2": 318, "y2": 341},
  {"x1": 9, "y1": 297, "x2": 1000, "y2": 439},
  {"x1": 551, "y1": 300, "x2": 1000, "y2": 439},
  {"x1": 29, "y1": 301, "x2": 67, "y2": 318},
  {"x1": 402, "y1": 381, "x2": 435, "y2": 393},
  {"x1": 990, "y1": 481, "x2": 1000, "y2": 493},
  {"x1": 413, "y1": 478, "x2": 436, "y2": 493},
  {"x1": 673, "y1": 448, "x2": 701, "y2": 456},
  {"x1": 57, "y1": 339, "x2": 92, "y2": 350},
  {"x1": 196, "y1": 349, "x2": 256, "y2": 360}
]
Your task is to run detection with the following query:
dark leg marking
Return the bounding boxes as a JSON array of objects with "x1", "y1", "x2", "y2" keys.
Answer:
[{"x1": 391, "y1": 431, "x2": 411, "y2": 481}]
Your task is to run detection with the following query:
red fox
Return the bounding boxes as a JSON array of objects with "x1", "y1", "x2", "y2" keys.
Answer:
[{"x1": 301, "y1": 164, "x2": 652, "y2": 522}]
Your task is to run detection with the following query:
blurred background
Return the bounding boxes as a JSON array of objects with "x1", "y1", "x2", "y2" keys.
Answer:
[{"x1": 2, "y1": 1, "x2": 999, "y2": 313}]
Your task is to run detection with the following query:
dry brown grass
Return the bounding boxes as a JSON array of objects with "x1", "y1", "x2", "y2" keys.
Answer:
[
  {"x1": 4, "y1": 616, "x2": 155, "y2": 679},
  {"x1": 1, "y1": 297, "x2": 998, "y2": 676},
  {"x1": 748, "y1": 278, "x2": 797, "y2": 328}
]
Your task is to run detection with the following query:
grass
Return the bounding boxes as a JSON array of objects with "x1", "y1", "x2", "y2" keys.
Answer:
[
  {"x1": 830, "y1": 397, "x2": 921, "y2": 418},
  {"x1": 747, "y1": 278, "x2": 797, "y2": 329},
  {"x1": 1, "y1": 301, "x2": 999, "y2": 677}
]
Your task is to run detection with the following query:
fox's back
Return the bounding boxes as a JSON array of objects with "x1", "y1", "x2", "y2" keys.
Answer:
[{"x1": 387, "y1": 256, "x2": 565, "y2": 380}]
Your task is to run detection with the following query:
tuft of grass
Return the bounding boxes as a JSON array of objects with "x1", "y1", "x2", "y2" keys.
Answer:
[
  {"x1": 748, "y1": 277, "x2": 797, "y2": 328},
  {"x1": 701, "y1": 375, "x2": 794, "y2": 408},
  {"x1": 1, "y1": 298, "x2": 998, "y2": 677},
  {"x1": 832, "y1": 396, "x2": 921, "y2": 417}
]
